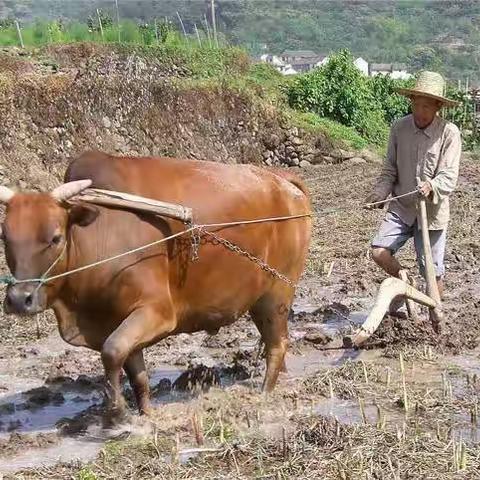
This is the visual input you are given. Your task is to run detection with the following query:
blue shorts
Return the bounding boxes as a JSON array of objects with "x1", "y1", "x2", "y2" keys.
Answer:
[{"x1": 371, "y1": 211, "x2": 447, "y2": 277}]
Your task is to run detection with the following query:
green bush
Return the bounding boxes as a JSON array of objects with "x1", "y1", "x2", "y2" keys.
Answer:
[
  {"x1": 370, "y1": 74, "x2": 414, "y2": 123},
  {"x1": 287, "y1": 50, "x2": 389, "y2": 146},
  {"x1": 444, "y1": 85, "x2": 473, "y2": 129},
  {"x1": 443, "y1": 84, "x2": 478, "y2": 149}
]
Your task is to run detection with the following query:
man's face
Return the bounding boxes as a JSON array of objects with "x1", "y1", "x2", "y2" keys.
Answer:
[{"x1": 411, "y1": 96, "x2": 443, "y2": 129}]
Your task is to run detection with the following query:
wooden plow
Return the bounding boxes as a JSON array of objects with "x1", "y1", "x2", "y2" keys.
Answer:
[{"x1": 344, "y1": 197, "x2": 445, "y2": 348}]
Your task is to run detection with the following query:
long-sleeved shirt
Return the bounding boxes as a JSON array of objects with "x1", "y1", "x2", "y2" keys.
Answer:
[{"x1": 373, "y1": 114, "x2": 462, "y2": 230}]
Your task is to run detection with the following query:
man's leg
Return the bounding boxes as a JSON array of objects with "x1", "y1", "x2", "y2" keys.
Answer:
[
  {"x1": 371, "y1": 211, "x2": 413, "y2": 277},
  {"x1": 371, "y1": 212, "x2": 414, "y2": 314},
  {"x1": 437, "y1": 277, "x2": 444, "y2": 299},
  {"x1": 371, "y1": 247, "x2": 404, "y2": 277}
]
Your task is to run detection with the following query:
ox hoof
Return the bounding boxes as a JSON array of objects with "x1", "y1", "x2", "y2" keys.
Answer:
[
  {"x1": 102, "y1": 407, "x2": 130, "y2": 429},
  {"x1": 261, "y1": 383, "x2": 276, "y2": 396},
  {"x1": 139, "y1": 404, "x2": 154, "y2": 417},
  {"x1": 349, "y1": 330, "x2": 370, "y2": 348}
]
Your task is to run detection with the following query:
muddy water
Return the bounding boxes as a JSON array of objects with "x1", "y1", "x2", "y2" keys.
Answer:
[
  {"x1": 0, "y1": 361, "x2": 250, "y2": 474},
  {"x1": 0, "y1": 390, "x2": 102, "y2": 436},
  {"x1": 0, "y1": 364, "x2": 186, "y2": 473},
  {"x1": 1, "y1": 298, "x2": 479, "y2": 475},
  {"x1": 0, "y1": 367, "x2": 185, "y2": 437},
  {"x1": 0, "y1": 301, "x2": 375, "y2": 474},
  {"x1": 1, "y1": 436, "x2": 102, "y2": 473},
  {"x1": 310, "y1": 347, "x2": 480, "y2": 444}
]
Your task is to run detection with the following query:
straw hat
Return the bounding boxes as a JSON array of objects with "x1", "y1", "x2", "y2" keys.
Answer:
[{"x1": 397, "y1": 71, "x2": 460, "y2": 107}]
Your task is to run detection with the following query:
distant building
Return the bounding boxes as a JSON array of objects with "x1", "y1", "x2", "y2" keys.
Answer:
[
  {"x1": 369, "y1": 63, "x2": 412, "y2": 79},
  {"x1": 259, "y1": 54, "x2": 285, "y2": 67},
  {"x1": 354, "y1": 57, "x2": 369, "y2": 76},
  {"x1": 258, "y1": 53, "x2": 298, "y2": 75},
  {"x1": 256, "y1": 51, "x2": 411, "y2": 79},
  {"x1": 281, "y1": 65, "x2": 298, "y2": 75},
  {"x1": 279, "y1": 50, "x2": 327, "y2": 73},
  {"x1": 279, "y1": 50, "x2": 317, "y2": 63}
]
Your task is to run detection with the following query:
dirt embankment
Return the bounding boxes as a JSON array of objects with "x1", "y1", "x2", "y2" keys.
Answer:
[
  {"x1": 0, "y1": 43, "x2": 271, "y2": 188},
  {"x1": 0, "y1": 42, "x2": 361, "y2": 194},
  {"x1": 0, "y1": 44, "x2": 338, "y2": 187}
]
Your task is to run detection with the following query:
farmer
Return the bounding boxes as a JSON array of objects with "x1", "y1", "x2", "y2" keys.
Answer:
[{"x1": 365, "y1": 70, "x2": 462, "y2": 310}]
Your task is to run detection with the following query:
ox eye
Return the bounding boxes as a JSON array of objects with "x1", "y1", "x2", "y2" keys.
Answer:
[{"x1": 51, "y1": 234, "x2": 63, "y2": 246}]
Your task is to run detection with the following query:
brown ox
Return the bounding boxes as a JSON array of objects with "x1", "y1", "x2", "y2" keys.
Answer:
[{"x1": 0, "y1": 151, "x2": 311, "y2": 419}]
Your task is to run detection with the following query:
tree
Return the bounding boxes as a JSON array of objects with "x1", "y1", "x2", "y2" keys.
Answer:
[
  {"x1": 409, "y1": 46, "x2": 442, "y2": 72},
  {"x1": 370, "y1": 74, "x2": 413, "y2": 123}
]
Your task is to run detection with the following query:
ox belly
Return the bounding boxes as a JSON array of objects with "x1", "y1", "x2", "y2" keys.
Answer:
[{"x1": 178, "y1": 310, "x2": 238, "y2": 335}]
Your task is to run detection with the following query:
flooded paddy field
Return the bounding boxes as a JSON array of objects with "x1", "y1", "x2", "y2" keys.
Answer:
[{"x1": 1, "y1": 160, "x2": 480, "y2": 478}]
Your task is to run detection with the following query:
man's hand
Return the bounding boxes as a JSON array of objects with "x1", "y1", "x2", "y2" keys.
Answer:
[
  {"x1": 418, "y1": 181, "x2": 433, "y2": 198},
  {"x1": 364, "y1": 192, "x2": 386, "y2": 210}
]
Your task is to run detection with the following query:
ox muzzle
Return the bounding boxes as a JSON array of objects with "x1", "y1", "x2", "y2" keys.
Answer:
[{"x1": 4, "y1": 283, "x2": 47, "y2": 316}]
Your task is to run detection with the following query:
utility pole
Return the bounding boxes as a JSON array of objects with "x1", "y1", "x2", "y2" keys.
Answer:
[
  {"x1": 210, "y1": 0, "x2": 218, "y2": 47},
  {"x1": 203, "y1": 14, "x2": 212, "y2": 47},
  {"x1": 194, "y1": 23, "x2": 202, "y2": 46},
  {"x1": 96, "y1": 9, "x2": 104, "y2": 40},
  {"x1": 176, "y1": 11, "x2": 187, "y2": 38},
  {"x1": 15, "y1": 21, "x2": 24, "y2": 48},
  {"x1": 114, "y1": 0, "x2": 121, "y2": 42}
]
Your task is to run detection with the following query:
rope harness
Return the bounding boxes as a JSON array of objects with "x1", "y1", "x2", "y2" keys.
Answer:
[{"x1": 0, "y1": 189, "x2": 420, "y2": 288}]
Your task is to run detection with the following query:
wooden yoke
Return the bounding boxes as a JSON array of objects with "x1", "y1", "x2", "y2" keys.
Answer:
[{"x1": 71, "y1": 188, "x2": 193, "y2": 223}]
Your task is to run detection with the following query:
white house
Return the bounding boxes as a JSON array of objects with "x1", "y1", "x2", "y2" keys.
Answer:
[
  {"x1": 369, "y1": 63, "x2": 412, "y2": 79},
  {"x1": 280, "y1": 65, "x2": 298, "y2": 75},
  {"x1": 260, "y1": 54, "x2": 284, "y2": 67},
  {"x1": 354, "y1": 57, "x2": 369, "y2": 76},
  {"x1": 316, "y1": 56, "x2": 329, "y2": 67},
  {"x1": 390, "y1": 70, "x2": 412, "y2": 80},
  {"x1": 315, "y1": 56, "x2": 369, "y2": 76},
  {"x1": 259, "y1": 54, "x2": 298, "y2": 75},
  {"x1": 257, "y1": 52, "x2": 412, "y2": 79}
]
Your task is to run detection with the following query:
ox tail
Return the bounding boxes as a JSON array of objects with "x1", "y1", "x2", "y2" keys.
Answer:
[{"x1": 270, "y1": 169, "x2": 310, "y2": 197}]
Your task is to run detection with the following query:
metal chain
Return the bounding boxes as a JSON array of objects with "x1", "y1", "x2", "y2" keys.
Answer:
[
  {"x1": 191, "y1": 228, "x2": 201, "y2": 261},
  {"x1": 199, "y1": 227, "x2": 295, "y2": 286}
]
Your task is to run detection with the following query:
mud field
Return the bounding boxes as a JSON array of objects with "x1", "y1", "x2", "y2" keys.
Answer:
[{"x1": 1, "y1": 158, "x2": 480, "y2": 479}]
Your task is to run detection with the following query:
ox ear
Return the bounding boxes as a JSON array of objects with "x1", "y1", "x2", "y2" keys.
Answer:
[{"x1": 68, "y1": 203, "x2": 99, "y2": 228}]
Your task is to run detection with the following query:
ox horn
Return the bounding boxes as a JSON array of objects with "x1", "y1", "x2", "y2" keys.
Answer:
[
  {"x1": 0, "y1": 186, "x2": 15, "y2": 204},
  {"x1": 51, "y1": 179, "x2": 93, "y2": 202}
]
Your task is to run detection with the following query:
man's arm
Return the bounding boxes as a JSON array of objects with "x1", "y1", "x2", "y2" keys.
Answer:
[{"x1": 428, "y1": 125, "x2": 462, "y2": 204}]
